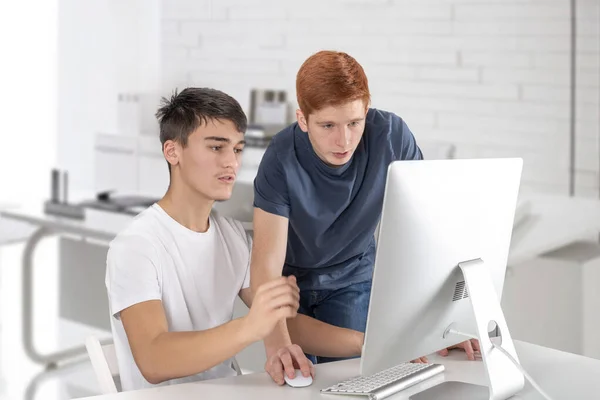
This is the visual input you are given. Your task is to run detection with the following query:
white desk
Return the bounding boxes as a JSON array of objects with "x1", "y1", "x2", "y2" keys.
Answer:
[
  {"x1": 76, "y1": 340, "x2": 600, "y2": 399},
  {"x1": 0, "y1": 203, "x2": 39, "y2": 244}
]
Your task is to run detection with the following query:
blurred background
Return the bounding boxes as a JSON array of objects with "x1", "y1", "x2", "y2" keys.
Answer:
[{"x1": 0, "y1": 0, "x2": 599, "y2": 399}]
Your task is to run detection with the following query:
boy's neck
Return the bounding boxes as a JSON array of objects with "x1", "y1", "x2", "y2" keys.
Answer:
[{"x1": 157, "y1": 182, "x2": 214, "y2": 233}]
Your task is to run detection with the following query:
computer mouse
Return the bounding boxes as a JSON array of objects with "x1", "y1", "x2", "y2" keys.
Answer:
[{"x1": 284, "y1": 369, "x2": 313, "y2": 388}]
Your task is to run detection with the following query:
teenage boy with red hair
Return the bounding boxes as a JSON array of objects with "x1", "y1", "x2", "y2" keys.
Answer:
[{"x1": 250, "y1": 51, "x2": 480, "y2": 385}]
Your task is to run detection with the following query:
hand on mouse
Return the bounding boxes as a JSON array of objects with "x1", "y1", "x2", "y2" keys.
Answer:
[
  {"x1": 241, "y1": 276, "x2": 300, "y2": 343},
  {"x1": 265, "y1": 344, "x2": 315, "y2": 386},
  {"x1": 438, "y1": 339, "x2": 481, "y2": 360}
]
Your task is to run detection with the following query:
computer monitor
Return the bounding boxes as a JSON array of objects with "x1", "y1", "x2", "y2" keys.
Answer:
[{"x1": 361, "y1": 158, "x2": 524, "y2": 398}]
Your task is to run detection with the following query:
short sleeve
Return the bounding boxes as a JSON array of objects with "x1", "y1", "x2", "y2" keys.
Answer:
[
  {"x1": 105, "y1": 235, "x2": 162, "y2": 320},
  {"x1": 242, "y1": 233, "x2": 253, "y2": 290},
  {"x1": 391, "y1": 116, "x2": 423, "y2": 161},
  {"x1": 253, "y1": 142, "x2": 291, "y2": 218}
]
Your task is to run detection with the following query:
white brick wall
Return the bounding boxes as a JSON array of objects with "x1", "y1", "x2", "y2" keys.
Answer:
[{"x1": 161, "y1": 0, "x2": 600, "y2": 197}]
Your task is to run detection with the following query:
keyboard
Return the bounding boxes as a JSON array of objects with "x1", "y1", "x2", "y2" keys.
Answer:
[{"x1": 321, "y1": 362, "x2": 445, "y2": 400}]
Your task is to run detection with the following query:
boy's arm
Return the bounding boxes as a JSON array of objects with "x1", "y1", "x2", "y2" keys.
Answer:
[
  {"x1": 250, "y1": 208, "x2": 292, "y2": 350},
  {"x1": 287, "y1": 315, "x2": 364, "y2": 358},
  {"x1": 121, "y1": 277, "x2": 299, "y2": 385},
  {"x1": 239, "y1": 287, "x2": 363, "y2": 360},
  {"x1": 248, "y1": 209, "x2": 362, "y2": 384},
  {"x1": 250, "y1": 208, "x2": 314, "y2": 384},
  {"x1": 120, "y1": 300, "x2": 251, "y2": 384}
]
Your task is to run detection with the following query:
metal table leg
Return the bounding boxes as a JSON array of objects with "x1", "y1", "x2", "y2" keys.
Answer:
[{"x1": 22, "y1": 226, "x2": 88, "y2": 367}]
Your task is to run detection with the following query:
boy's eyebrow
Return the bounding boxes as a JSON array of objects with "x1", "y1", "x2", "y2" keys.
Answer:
[
  {"x1": 204, "y1": 136, "x2": 230, "y2": 143},
  {"x1": 315, "y1": 117, "x2": 365, "y2": 125},
  {"x1": 204, "y1": 137, "x2": 246, "y2": 146}
]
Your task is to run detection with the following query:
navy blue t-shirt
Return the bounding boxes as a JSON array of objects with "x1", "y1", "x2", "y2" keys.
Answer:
[{"x1": 253, "y1": 108, "x2": 423, "y2": 291}]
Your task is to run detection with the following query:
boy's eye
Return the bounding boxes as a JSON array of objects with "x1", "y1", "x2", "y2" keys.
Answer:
[
  {"x1": 234, "y1": 148, "x2": 244, "y2": 154},
  {"x1": 322, "y1": 124, "x2": 333, "y2": 129},
  {"x1": 211, "y1": 146, "x2": 221, "y2": 151},
  {"x1": 349, "y1": 121, "x2": 359, "y2": 127}
]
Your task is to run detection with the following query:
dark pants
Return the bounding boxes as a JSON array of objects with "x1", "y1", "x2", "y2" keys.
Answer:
[{"x1": 298, "y1": 280, "x2": 372, "y2": 364}]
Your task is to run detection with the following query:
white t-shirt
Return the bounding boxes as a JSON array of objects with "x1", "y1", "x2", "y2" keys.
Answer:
[{"x1": 105, "y1": 204, "x2": 251, "y2": 391}]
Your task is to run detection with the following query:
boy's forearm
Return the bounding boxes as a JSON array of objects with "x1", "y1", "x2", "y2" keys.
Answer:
[
  {"x1": 252, "y1": 271, "x2": 293, "y2": 357},
  {"x1": 287, "y1": 314, "x2": 364, "y2": 358},
  {"x1": 250, "y1": 255, "x2": 293, "y2": 357},
  {"x1": 138, "y1": 318, "x2": 252, "y2": 384},
  {"x1": 251, "y1": 264, "x2": 293, "y2": 357},
  {"x1": 263, "y1": 319, "x2": 293, "y2": 357}
]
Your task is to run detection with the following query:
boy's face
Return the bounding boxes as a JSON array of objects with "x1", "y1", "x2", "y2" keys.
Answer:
[
  {"x1": 166, "y1": 119, "x2": 245, "y2": 202},
  {"x1": 297, "y1": 99, "x2": 367, "y2": 167}
]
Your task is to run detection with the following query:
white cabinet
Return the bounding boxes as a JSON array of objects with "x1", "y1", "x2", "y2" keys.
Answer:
[
  {"x1": 95, "y1": 133, "x2": 167, "y2": 198},
  {"x1": 502, "y1": 241, "x2": 600, "y2": 359},
  {"x1": 94, "y1": 134, "x2": 138, "y2": 195}
]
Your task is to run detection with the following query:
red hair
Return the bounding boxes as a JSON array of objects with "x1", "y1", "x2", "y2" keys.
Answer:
[{"x1": 296, "y1": 51, "x2": 371, "y2": 117}]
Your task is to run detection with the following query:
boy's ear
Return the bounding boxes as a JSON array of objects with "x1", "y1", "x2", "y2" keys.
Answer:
[
  {"x1": 163, "y1": 140, "x2": 180, "y2": 168},
  {"x1": 296, "y1": 109, "x2": 308, "y2": 132}
]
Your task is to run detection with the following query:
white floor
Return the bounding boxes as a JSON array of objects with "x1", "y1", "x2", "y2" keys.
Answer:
[{"x1": 0, "y1": 238, "x2": 104, "y2": 400}]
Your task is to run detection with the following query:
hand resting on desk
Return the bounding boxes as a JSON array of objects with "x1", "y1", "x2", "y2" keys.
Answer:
[
  {"x1": 411, "y1": 339, "x2": 481, "y2": 363},
  {"x1": 264, "y1": 344, "x2": 315, "y2": 386}
]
